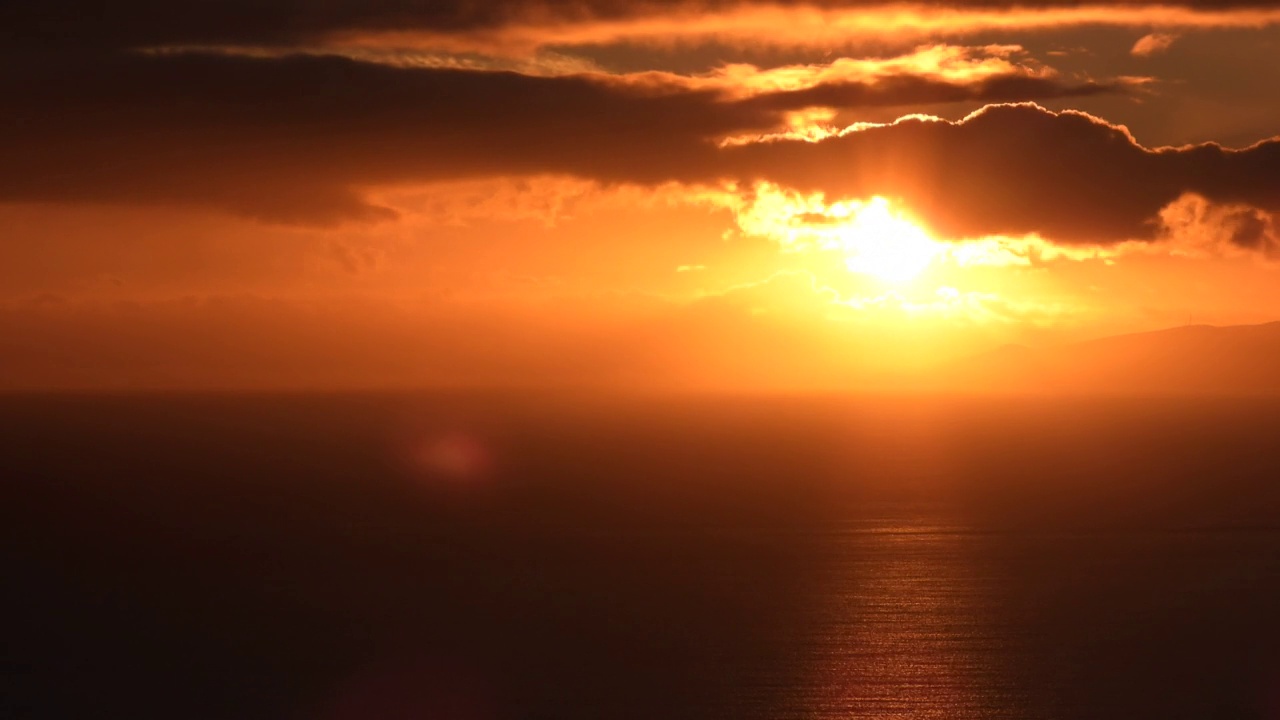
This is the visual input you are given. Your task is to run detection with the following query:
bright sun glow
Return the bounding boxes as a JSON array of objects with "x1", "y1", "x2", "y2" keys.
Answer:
[
  {"x1": 837, "y1": 197, "x2": 940, "y2": 283},
  {"x1": 731, "y1": 185, "x2": 950, "y2": 285}
]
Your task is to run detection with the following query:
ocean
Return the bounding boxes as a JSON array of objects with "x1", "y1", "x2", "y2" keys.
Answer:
[{"x1": 5, "y1": 393, "x2": 1280, "y2": 719}]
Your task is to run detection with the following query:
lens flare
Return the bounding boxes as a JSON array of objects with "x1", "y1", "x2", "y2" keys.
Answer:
[{"x1": 413, "y1": 431, "x2": 492, "y2": 482}]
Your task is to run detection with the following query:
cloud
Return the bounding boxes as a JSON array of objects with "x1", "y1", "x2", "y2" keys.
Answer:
[
  {"x1": 0, "y1": 52, "x2": 755, "y2": 223},
  {"x1": 8, "y1": 1, "x2": 1280, "y2": 55},
  {"x1": 2, "y1": 43, "x2": 1278, "y2": 243},
  {"x1": 716, "y1": 104, "x2": 1280, "y2": 244},
  {"x1": 325, "y1": 3, "x2": 1280, "y2": 57},
  {"x1": 1131, "y1": 32, "x2": 1180, "y2": 56},
  {"x1": 0, "y1": 49, "x2": 1134, "y2": 224},
  {"x1": 1158, "y1": 193, "x2": 1280, "y2": 259},
  {"x1": 163, "y1": 40, "x2": 1079, "y2": 95},
  {"x1": 732, "y1": 72, "x2": 1121, "y2": 114},
  {"x1": 722, "y1": 182, "x2": 1124, "y2": 266},
  {"x1": 149, "y1": 41, "x2": 1118, "y2": 107}
]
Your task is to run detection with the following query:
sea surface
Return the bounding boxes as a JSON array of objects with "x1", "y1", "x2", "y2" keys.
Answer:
[{"x1": 5, "y1": 393, "x2": 1280, "y2": 719}]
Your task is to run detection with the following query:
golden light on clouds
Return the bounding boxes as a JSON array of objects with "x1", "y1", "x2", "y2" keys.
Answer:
[
  {"x1": 329, "y1": 4, "x2": 1280, "y2": 57},
  {"x1": 728, "y1": 183, "x2": 1110, "y2": 283}
]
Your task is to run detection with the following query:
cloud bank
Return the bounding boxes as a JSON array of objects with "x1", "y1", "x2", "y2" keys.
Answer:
[{"x1": 4, "y1": 44, "x2": 1276, "y2": 243}]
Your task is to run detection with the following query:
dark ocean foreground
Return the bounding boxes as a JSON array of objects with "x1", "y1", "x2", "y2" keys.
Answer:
[{"x1": 4, "y1": 393, "x2": 1280, "y2": 719}]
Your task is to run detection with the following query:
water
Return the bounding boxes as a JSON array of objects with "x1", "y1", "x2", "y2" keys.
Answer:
[{"x1": 5, "y1": 393, "x2": 1280, "y2": 719}]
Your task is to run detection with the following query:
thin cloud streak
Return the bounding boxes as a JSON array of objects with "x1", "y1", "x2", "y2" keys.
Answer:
[
  {"x1": 328, "y1": 4, "x2": 1280, "y2": 56},
  {"x1": 1132, "y1": 32, "x2": 1181, "y2": 55},
  {"x1": 9, "y1": 2, "x2": 1280, "y2": 57}
]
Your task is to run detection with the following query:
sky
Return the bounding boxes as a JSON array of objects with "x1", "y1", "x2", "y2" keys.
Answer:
[{"x1": 3, "y1": 1, "x2": 1280, "y2": 391}]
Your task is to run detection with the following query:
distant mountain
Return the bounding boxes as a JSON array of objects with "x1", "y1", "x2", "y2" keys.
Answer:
[{"x1": 944, "y1": 321, "x2": 1280, "y2": 395}]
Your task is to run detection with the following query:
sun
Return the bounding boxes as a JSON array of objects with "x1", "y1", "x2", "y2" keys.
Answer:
[
  {"x1": 735, "y1": 185, "x2": 945, "y2": 284},
  {"x1": 838, "y1": 197, "x2": 941, "y2": 284}
]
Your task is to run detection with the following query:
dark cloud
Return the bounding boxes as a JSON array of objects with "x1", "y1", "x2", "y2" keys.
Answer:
[
  {"x1": 1225, "y1": 207, "x2": 1274, "y2": 250},
  {"x1": 0, "y1": 50, "x2": 1127, "y2": 225},
  {"x1": 0, "y1": 52, "x2": 759, "y2": 223},
  {"x1": 1, "y1": 46, "x2": 1277, "y2": 242},
  {"x1": 736, "y1": 74, "x2": 1120, "y2": 114},
  {"x1": 720, "y1": 104, "x2": 1280, "y2": 243}
]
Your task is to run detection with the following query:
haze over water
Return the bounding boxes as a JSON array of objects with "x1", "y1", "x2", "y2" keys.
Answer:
[{"x1": 7, "y1": 392, "x2": 1280, "y2": 719}]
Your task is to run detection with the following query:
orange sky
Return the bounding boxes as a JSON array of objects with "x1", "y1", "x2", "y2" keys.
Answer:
[{"x1": 3, "y1": 1, "x2": 1280, "y2": 391}]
